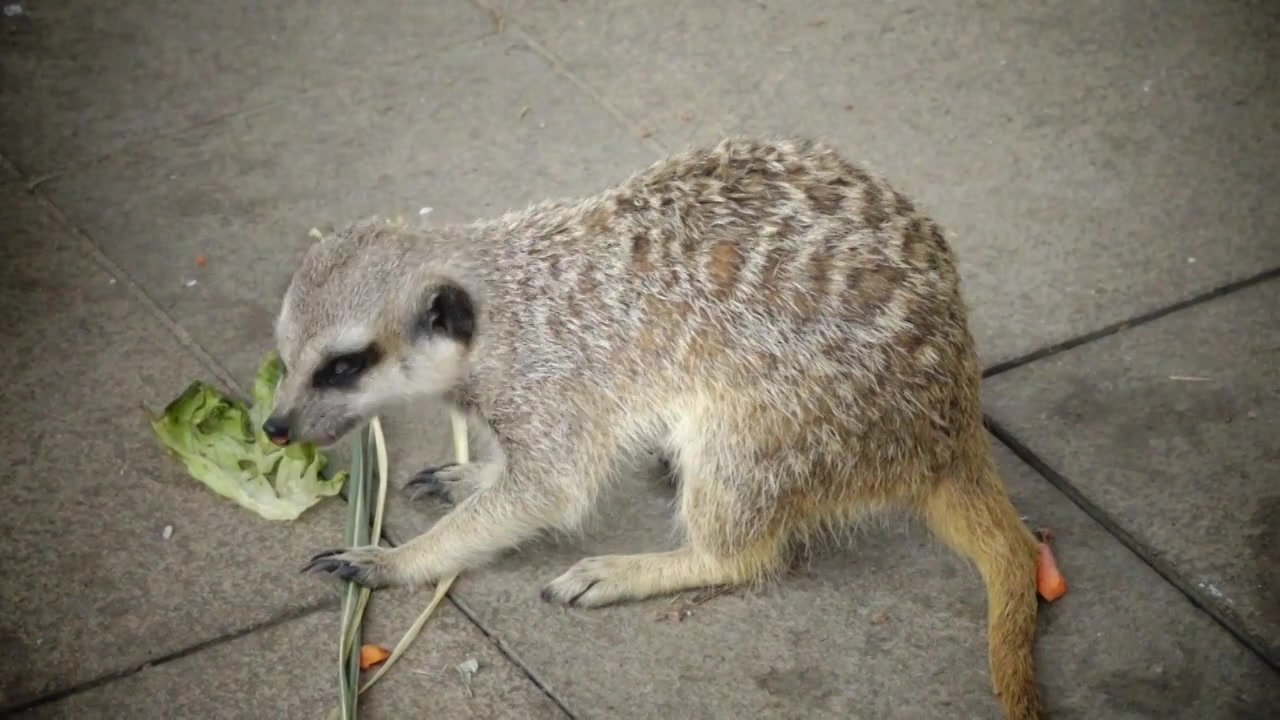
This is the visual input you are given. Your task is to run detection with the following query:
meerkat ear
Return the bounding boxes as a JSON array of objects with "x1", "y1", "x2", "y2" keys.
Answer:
[{"x1": 416, "y1": 283, "x2": 476, "y2": 345}]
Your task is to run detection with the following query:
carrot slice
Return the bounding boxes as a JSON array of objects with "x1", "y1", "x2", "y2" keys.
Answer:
[
  {"x1": 359, "y1": 644, "x2": 391, "y2": 670},
  {"x1": 1035, "y1": 539, "x2": 1067, "y2": 602}
]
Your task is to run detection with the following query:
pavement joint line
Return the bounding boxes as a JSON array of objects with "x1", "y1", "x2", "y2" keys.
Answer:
[
  {"x1": 982, "y1": 266, "x2": 1280, "y2": 379},
  {"x1": 23, "y1": 180, "x2": 247, "y2": 399},
  {"x1": 0, "y1": 152, "x2": 20, "y2": 179},
  {"x1": 2, "y1": 599, "x2": 339, "y2": 716},
  {"x1": 365, "y1": 522, "x2": 580, "y2": 717},
  {"x1": 1, "y1": 28, "x2": 502, "y2": 183},
  {"x1": 444, "y1": 594, "x2": 580, "y2": 720},
  {"x1": 467, "y1": 0, "x2": 669, "y2": 159},
  {"x1": 984, "y1": 416, "x2": 1280, "y2": 676}
]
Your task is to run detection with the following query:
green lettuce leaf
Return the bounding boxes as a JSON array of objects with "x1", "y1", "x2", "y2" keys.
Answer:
[{"x1": 146, "y1": 351, "x2": 348, "y2": 521}]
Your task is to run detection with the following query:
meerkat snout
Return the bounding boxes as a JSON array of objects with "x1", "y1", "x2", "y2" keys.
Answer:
[{"x1": 261, "y1": 414, "x2": 291, "y2": 445}]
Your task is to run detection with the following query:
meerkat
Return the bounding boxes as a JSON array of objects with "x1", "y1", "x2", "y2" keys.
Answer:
[{"x1": 267, "y1": 136, "x2": 1044, "y2": 719}]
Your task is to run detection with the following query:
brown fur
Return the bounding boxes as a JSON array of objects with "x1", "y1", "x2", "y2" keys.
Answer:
[{"x1": 275, "y1": 136, "x2": 1044, "y2": 718}]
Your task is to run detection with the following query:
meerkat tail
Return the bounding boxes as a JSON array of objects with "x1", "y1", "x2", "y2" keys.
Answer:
[{"x1": 923, "y1": 467, "x2": 1043, "y2": 720}]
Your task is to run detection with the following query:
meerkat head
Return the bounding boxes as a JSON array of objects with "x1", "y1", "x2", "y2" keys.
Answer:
[{"x1": 262, "y1": 219, "x2": 479, "y2": 448}]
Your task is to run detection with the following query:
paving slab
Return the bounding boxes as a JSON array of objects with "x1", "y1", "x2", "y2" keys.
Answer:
[
  {"x1": 0, "y1": 0, "x2": 496, "y2": 174},
  {"x1": 27, "y1": 593, "x2": 566, "y2": 719},
  {"x1": 373, "y1": 400, "x2": 1280, "y2": 718},
  {"x1": 985, "y1": 279, "x2": 1280, "y2": 666},
  {"x1": 489, "y1": 0, "x2": 1280, "y2": 365},
  {"x1": 39, "y1": 32, "x2": 657, "y2": 388},
  {"x1": 0, "y1": 186, "x2": 350, "y2": 709}
]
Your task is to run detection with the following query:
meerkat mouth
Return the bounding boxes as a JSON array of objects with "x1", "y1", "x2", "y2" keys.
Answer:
[{"x1": 305, "y1": 416, "x2": 363, "y2": 449}]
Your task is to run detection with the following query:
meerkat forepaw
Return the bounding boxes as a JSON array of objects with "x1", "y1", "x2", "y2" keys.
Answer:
[
  {"x1": 405, "y1": 462, "x2": 480, "y2": 504},
  {"x1": 301, "y1": 546, "x2": 398, "y2": 589}
]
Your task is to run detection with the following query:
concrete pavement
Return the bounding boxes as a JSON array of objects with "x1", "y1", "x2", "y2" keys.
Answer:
[{"x1": 1, "y1": 1, "x2": 1276, "y2": 717}]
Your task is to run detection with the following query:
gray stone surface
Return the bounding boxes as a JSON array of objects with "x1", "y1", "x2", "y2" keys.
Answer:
[
  {"x1": 377, "y1": 400, "x2": 1280, "y2": 718},
  {"x1": 40, "y1": 32, "x2": 657, "y2": 388},
  {"x1": 0, "y1": 188, "x2": 348, "y2": 709},
  {"x1": 0, "y1": 0, "x2": 496, "y2": 174},
  {"x1": 28, "y1": 596, "x2": 567, "y2": 719},
  {"x1": 985, "y1": 279, "x2": 1280, "y2": 664},
  {"x1": 0, "y1": 154, "x2": 18, "y2": 181},
  {"x1": 489, "y1": 0, "x2": 1280, "y2": 365},
  {"x1": 4, "y1": 0, "x2": 1278, "y2": 716}
]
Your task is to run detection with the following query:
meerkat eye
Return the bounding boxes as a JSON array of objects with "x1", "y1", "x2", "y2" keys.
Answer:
[{"x1": 312, "y1": 344, "x2": 382, "y2": 389}]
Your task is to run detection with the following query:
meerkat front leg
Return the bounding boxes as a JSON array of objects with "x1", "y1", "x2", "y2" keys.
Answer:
[{"x1": 303, "y1": 457, "x2": 581, "y2": 589}]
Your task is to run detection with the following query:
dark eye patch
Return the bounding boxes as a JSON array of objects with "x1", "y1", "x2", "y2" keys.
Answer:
[{"x1": 311, "y1": 344, "x2": 382, "y2": 389}]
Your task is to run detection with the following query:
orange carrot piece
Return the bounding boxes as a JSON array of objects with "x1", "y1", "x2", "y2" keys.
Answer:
[
  {"x1": 359, "y1": 644, "x2": 391, "y2": 671},
  {"x1": 1035, "y1": 540, "x2": 1067, "y2": 602}
]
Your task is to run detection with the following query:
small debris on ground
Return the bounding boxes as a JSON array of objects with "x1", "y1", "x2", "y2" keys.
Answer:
[
  {"x1": 518, "y1": 106, "x2": 530, "y2": 121},
  {"x1": 183, "y1": 278, "x2": 198, "y2": 288},
  {"x1": 487, "y1": 7, "x2": 505, "y2": 33},
  {"x1": 456, "y1": 657, "x2": 480, "y2": 696},
  {"x1": 655, "y1": 585, "x2": 734, "y2": 621},
  {"x1": 161, "y1": 524, "x2": 174, "y2": 540},
  {"x1": 308, "y1": 227, "x2": 323, "y2": 239},
  {"x1": 418, "y1": 206, "x2": 433, "y2": 216},
  {"x1": 3, "y1": 4, "x2": 23, "y2": 17},
  {"x1": 195, "y1": 254, "x2": 208, "y2": 267},
  {"x1": 871, "y1": 611, "x2": 890, "y2": 624},
  {"x1": 688, "y1": 585, "x2": 734, "y2": 605},
  {"x1": 655, "y1": 608, "x2": 692, "y2": 623},
  {"x1": 360, "y1": 644, "x2": 391, "y2": 670},
  {"x1": 1169, "y1": 375, "x2": 1211, "y2": 382},
  {"x1": 1034, "y1": 527, "x2": 1068, "y2": 602}
]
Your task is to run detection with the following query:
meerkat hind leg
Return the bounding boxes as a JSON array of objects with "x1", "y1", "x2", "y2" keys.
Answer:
[{"x1": 541, "y1": 453, "x2": 787, "y2": 608}]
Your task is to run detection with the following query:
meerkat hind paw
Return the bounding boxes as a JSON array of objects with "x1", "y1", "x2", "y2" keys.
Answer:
[{"x1": 541, "y1": 553, "x2": 712, "y2": 608}]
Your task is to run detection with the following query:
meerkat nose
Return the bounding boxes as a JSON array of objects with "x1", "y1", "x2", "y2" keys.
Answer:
[{"x1": 262, "y1": 415, "x2": 292, "y2": 446}]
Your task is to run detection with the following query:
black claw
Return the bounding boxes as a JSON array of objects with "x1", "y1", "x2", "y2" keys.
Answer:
[
  {"x1": 405, "y1": 464, "x2": 459, "y2": 500},
  {"x1": 301, "y1": 549, "x2": 345, "y2": 573},
  {"x1": 567, "y1": 581, "x2": 599, "y2": 607},
  {"x1": 406, "y1": 463, "x2": 458, "y2": 487},
  {"x1": 407, "y1": 481, "x2": 445, "y2": 501},
  {"x1": 335, "y1": 564, "x2": 363, "y2": 581},
  {"x1": 300, "y1": 556, "x2": 379, "y2": 588},
  {"x1": 302, "y1": 558, "x2": 341, "y2": 575},
  {"x1": 539, "y1": 586, "x2": 557, "y2": 603}
]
